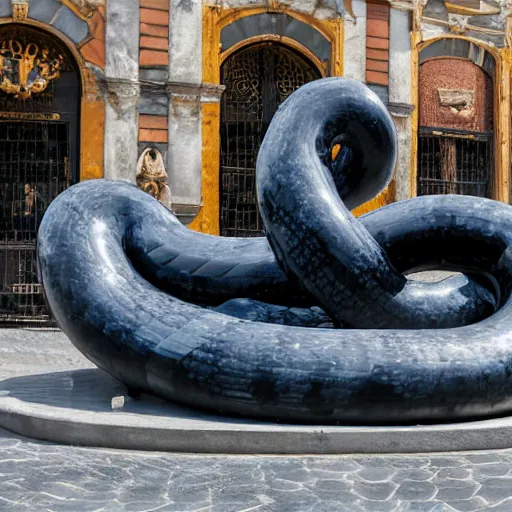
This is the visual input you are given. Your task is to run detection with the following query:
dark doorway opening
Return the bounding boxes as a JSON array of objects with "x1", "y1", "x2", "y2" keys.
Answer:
[
  {"x1": 0, "y1": 25, "x2": 80, "y2": 326},
  {"x1": 417, "y1": 46, "x2": 495, "y2": 200},
  {"x1": 220, "y1": 43, "x2": 321, "y2": 237},
  {"x1": 418, "y1": 129, "x2": 493, "y2": 198}
]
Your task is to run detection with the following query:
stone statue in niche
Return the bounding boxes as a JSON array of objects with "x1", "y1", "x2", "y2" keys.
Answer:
[{"x1": 136, "y1": 148, "x2": 173, "y2": 211}]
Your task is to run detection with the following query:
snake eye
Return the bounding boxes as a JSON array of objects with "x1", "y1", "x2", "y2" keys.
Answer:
[
  {"x1": 329, "y1": 136, "x2": 353, "y2": 174},
  {"x1": 329, "y1": 135, "x2": 350, "y2": 161},
  {"x1": 331, "y1": 144, "x2": 341, "y2": 161}
]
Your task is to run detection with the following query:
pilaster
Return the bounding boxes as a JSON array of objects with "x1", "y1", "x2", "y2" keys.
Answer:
[
  {"x1": 104, "y1": 0, "x2": 139, "y2": 180},
  {"x1": 104, "y1": 79, "x2": 140, "y2": 180},
  {"x1": 343, "y1": 0, "x2": 366, "y2": 82},
  {"x1": 389, "y1": 7, "x2": 414, "y2": 201},
  {"x1": 167, "y1": 0, "x2": 205, "y2": 216}
]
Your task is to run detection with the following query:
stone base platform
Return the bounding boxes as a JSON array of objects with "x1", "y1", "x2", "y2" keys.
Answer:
[{"x1": 2, "y1": 366, "x2": 512, "y2": 454}]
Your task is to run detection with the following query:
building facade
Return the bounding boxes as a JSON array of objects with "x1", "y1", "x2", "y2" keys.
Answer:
[{"x1": 0, "y1": 0, "x2": 510, "y2": 323}]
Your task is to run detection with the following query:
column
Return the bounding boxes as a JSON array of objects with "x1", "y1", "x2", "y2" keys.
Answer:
[
  {"x1": 104, "y1": 0, "x2": 140, "y2": 180},
  {"x1": 389, "y1": 7, "x2": 414, "y2": 201},
  {"x1": 167, "y1": 85, "x2": 203, "y2": 208},
  {"x1": 167, "y1": 0, "x2": 203, "y2": 209},
  {"x1": 343, "y1": 0, "x2": 367, "y2": 82}
]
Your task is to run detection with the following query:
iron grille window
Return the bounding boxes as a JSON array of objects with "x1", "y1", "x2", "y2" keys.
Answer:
[
  {"x1": 0, "y1": 24, "x2": 79, "y2": 326},
  {"x1": 417, "y1": 129, "x2": 493, "y2": 198},
  {"x1": 220, "y1": 43, "x2": 321, "y2": 237},
  {"x1": 0, "y1": 121, "x2": 70, "y2": 325}
]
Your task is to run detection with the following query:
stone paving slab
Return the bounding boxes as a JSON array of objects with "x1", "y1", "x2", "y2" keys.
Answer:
[
  {"x1": 0, "y1": 328, "x2": 94, "y2": 380},
  {"x1": 4, "y1": 426, "x2": 512, "y2": 511},
  {"x1": 4, "y1": 329, "x2": 512, "y2": 510}
]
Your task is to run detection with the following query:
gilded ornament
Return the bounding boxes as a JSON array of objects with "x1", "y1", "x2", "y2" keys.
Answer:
[
  {"x1": 0, "y1": 39, "x2": 63, "y2": 100},
  {"x1": 0, "y1": 111, "x2": 60, "y2": 120},
  {"x1": 11, "y1": 1, "x2": 29, "y2": 21}
]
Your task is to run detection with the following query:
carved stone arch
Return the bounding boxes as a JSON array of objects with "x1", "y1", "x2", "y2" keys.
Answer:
[
  {"x1": 219, "y1": 13, "x2": 333, "y2": 76},
  {"x1": 0, "y1": 12, "x2": 105, "y2": 179}
]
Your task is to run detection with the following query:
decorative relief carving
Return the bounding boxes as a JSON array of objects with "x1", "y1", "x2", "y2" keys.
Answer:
[
  {"x1": 438, "y1": 88, "x2": 475, "y2": 117},
  {"x1": 448, "y1": 17, "x2": 468, "y2": 34},
  {"x1": 0, "y1": 39, "x2": 63, "y2": 99},
  {"x1": 136, "y1": 148, "x2": 173, "y2": 210},
  {"x1": 11, "y1": 0, "x2": 29, "y2": 21}
]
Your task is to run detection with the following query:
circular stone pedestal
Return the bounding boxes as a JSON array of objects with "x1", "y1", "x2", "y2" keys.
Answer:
[{"x1": 2, "y1": 367, "x2": 512, "y2": 454}]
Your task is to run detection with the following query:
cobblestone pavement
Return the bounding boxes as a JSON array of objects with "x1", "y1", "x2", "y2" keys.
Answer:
[
  {"x1": 4, "y1": 330, "x2": 512, "y2": 511},
  {"x1": 3, "y1": 427, "x2": 512, "y2": 511}
]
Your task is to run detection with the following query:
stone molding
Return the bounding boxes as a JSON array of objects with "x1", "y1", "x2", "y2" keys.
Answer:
[
  {"x1": 387, "y1": 102, "x2": 415, "y2": 118},
  {"x1": 137, "y1": 80, "x2": 226, "y2": 103},
  {"x1": 102, "y1": 78, "x2": 140, "y2": 113},
  {"x1": 389, "y1": 1, "x2": 415, "y2": 12},
  {"x1": 167, "y1": 82, "x2": 226, "y2": 103}
]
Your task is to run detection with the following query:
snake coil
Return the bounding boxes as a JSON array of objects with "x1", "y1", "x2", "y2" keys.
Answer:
[{"x1": 38, "y1": 78, "x2": 512, "y2": 423}]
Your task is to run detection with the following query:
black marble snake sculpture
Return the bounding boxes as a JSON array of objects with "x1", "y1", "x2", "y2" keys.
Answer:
[{"x1": 38, "y1": 78, "x2": 512, "y2": 424}]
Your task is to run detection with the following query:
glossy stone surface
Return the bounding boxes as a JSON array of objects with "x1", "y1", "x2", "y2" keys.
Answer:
[{"x1": 37, "y1": 77, "x2": 512, "y2": 423}]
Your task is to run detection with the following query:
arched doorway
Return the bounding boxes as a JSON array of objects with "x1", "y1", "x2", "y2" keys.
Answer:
[
  {"x1": 220, "y1": 43, "x2": 321, "y2": 237},
  {"x1": 417, "y1": 39, "x2": 495, "y2": 198},
  {"x1": 0, "y1": 24, "x2": 81, "y2": 325}
]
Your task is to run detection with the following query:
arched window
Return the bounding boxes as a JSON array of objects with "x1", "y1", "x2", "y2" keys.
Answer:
[
  {"x1": 417, "y1": 39, "x2": 495, "y2": 198},
  {"x1": 0, "y1": 24, "x2": 81, "y2": 325},
  {"x1": 220, "y1": 43, "x2": 321, "y2": 237}
]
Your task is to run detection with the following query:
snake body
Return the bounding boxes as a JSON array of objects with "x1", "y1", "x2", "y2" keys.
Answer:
[{"x1": 37, "y1": 78, "x2": 512, "y2": 423}]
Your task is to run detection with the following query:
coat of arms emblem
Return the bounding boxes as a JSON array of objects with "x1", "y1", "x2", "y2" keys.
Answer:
[{"x1": 0, "y1": 39, "x2": 63, "y2": 100}]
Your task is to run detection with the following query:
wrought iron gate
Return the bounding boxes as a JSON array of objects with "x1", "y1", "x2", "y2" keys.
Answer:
[
  {"x1": 0, "y1": 121, "x2": 70, "y2": 325},
  {"x1": 220, "y1": 43, "x2": 321, "y2": 237},
  {"x1": 0, "y1": 25, "x2": 79, "y2": 326},
  {"x1": 417, "y1": 129, "x2": 493, "y2": 198}
]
